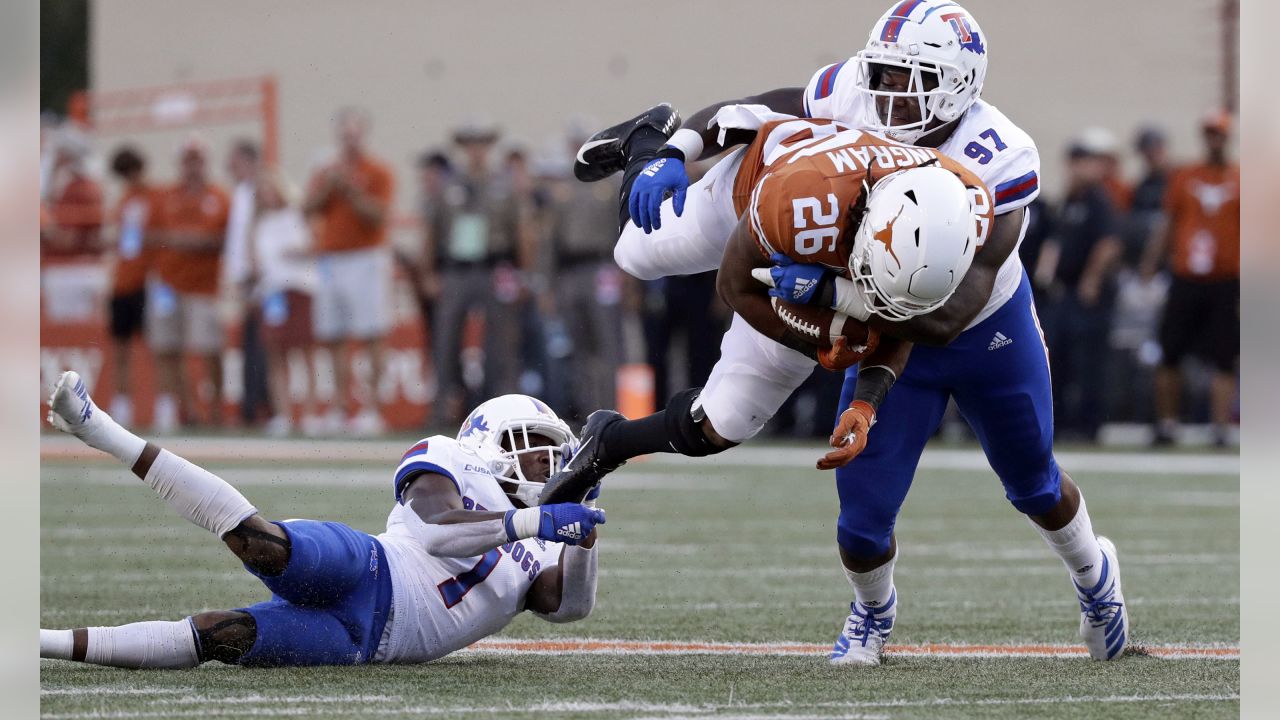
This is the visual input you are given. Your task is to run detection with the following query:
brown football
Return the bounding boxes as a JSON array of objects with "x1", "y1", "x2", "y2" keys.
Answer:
[{"x1": 771, "y1": 296, "x2": 879, "y2": 358}]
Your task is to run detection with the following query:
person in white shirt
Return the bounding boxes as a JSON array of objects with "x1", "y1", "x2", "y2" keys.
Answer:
[
  {"x1": 223, "y1": 140, "x2": 271, "y2": 426},
  {"x1": 250, "y1": 168, "x2": 321, "y2": 437}
]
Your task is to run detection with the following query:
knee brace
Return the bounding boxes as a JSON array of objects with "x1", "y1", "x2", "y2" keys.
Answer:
[{"x1": 664, "y1": 387, "x2": 737, "y2": 458}]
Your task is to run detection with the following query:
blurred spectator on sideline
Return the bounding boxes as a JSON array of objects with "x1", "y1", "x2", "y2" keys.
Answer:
[
  {"x1": 41, "y1": 127, "x2": 103, "y2": 262},
  {"x1": 1037, "y1": 129, "x2": 1123, "y2": 442},
  {"x1": 1142, "y1": 111, "x2": 1239, "y2": 446},
  {"x1": 250, "y1": 168, "x2": 320, "y2": 437},
  {"x1": 538, "y1": 125, "x2": 625, "y2": 422},
  {"x1": 399, "y1": 150, "x2": 452, "y2": 364},
  {"x1": 641, "y1": 271, "x2": 726, "y2": 409},
  {"x1": 1103, "y1": 126, "x2": 1173, "y2": 424},
  {"x1": 505, "y1": 147, "x2": 552, "y2": 400},
  {"x1": 104, "y1": 146, "x2": 157, "y2": 427},
  {"x1": 303, "y1": 106, "x2": 395, "y2": 436},
  {"x1": 421, "y1": 120, "x2": 525, "y2": 425},
  {"x1": 148, "y1": 135, "x2": 230, "y2": 432},
  {"x1": 1093, "y1": 128, "x2": 1131, "y2": 213},
  {"x1": 1018, "y1": 196, "x2": 1056, "y2": 310},
  {"x1": 1126, "y1": 127, "x2": 1171, "y2": 267},
  {"x1": 222, "y1": 139, "x2": 271, "y2": 428}
]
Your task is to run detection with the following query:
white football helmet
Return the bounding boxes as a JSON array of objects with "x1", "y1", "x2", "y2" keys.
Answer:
[
  {"x1": 853, "y1": 0, "x2": 989, "y2": 144},
  {"x1": 848, "y1": 165, "x2": 979, "y2": 321},
  {"x1": 456, "y1": 394, "x2": 576, "y2": 507}
]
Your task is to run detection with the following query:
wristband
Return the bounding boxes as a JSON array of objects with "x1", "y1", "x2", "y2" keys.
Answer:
[
  {"x1": 831, "y1": 276, "x2": 872, "y2": 322},
  {"x1": 504, "y1": 507, "x2": 540, "y2": 541},
  {"x1": 664, "y1": 128, "x2": 704, "y2": 163},
  {"x1": 853, "y1": 365, "x2": 898, "y2": 412}
]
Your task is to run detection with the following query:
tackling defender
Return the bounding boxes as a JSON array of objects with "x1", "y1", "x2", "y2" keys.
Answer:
[
  {"x1": 564, "y1": 0, "x2": 1127, "y2": 665},
  {"x1": 40, "y1": 371, "x2": 606, "y2": 668}
]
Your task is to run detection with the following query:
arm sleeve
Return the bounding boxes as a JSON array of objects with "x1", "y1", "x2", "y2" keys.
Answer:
[
  {"x1": 392, "y1": 438, "x2": 463, "y2": 502},
  {"x1": 531, "y1": 544, "x2": 598, "y2": 623},
  {"x1": 403, "y1": 504, "x2": 511, "y2": 558},
  {"x1": 987, "y1": 147, "x2": 1041, "y2": 215}
]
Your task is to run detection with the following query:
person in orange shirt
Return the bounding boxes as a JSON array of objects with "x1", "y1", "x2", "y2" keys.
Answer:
[
  {"x1": 303, "y1": 107, "x2": 395, "y2": 436},
  {"x1": 147, "y1": 137, "x2": 230, "y2": 432},
  {"x1": 1142, "y1": 111, "x2": 1239, "y2": 446},
  {"x1": 42, "y1": 129, "x2": 103, "y2": 262},
  {"x1": 104, "y1": 146, "x2": 158, "y2": 427}
]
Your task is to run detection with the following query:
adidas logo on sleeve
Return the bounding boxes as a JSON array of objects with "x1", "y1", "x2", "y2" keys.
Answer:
[{"x1": 988, "y1": 331, "x2": 1013, "y2": 351}]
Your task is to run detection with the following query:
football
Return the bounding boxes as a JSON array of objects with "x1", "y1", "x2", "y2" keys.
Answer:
[{"x1": 771, "y1": 296, "x2": 879, "y2": 357}]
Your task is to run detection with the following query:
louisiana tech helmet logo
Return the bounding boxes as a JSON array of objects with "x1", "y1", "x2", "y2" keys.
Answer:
[
  {"x1": 940, "y1": 11, "x2": 985, "y2": 55},
  {"x1": 460, "y1": 413, "x2": 490, "y2": 437}
]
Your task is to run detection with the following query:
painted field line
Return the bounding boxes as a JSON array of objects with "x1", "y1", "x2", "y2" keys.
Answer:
[
  {"x1": 464, "y1": 638, "x2": 1239, "y2": 660},
  {"x1": 40, "y1": 436, "x2": 1239, "y2": 476},
  {"x1": 37, "y1": 694, "x2": 1242, "y2": 719}
]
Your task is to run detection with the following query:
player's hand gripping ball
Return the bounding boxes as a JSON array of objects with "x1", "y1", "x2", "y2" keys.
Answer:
[{"x1": 770, "y1": 297, "x2": 879, "y2": 370}]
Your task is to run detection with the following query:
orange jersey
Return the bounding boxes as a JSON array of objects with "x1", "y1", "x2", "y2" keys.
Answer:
[
  {"x1": 732, "y1": 119, "x2": 993, "y2": 273},
  {"x1": 110, "y1": 184, "x2": 161, "y2": 295},
  {"x1": 43, "y1": 174, "x2": 104, "y2": 262},
  {"x1": 152, "y1": 183, "x2": 229, "y2": 296},
  {"x1": 308, "y1": 155, "x2": 395, "y2": 253},
  {"x1": 1164, "y1": 162, "x2": 1239, "y2": 280}
]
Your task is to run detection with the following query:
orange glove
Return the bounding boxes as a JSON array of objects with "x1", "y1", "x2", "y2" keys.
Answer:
[
  {"x1": 817, "y1": 400, "x2": 876, "y2": 470},
  {"x1": 817, "y1": 336, "x2": 861, "y2": 371}
]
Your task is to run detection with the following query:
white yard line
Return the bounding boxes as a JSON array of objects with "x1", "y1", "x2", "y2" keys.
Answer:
[
  {"x1": 41, "y1": 436, "x2": 1238, "y2": 476},
  {"x1": 38, "y1": 693, "x2": 1241, "y2": 719}
]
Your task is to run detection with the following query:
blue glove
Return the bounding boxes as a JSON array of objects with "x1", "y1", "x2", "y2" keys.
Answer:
[
  {"x1": 537, "y1": 503, "x2": 606, "y2": 545},
  {"x1": 629, "y1": 155, "x2": 689, "y2": 235},
  {"x1": 763, "y1": 253, "x2": 831, "y2": 306}
]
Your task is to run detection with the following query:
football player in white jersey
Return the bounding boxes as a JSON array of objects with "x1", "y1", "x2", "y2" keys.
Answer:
[
  {"x1": 568, "y1": 0, "x2": 1127, "y2": 665},
  {"x1": 40, "y1": 371, "x2": 606, "y2": 668}
]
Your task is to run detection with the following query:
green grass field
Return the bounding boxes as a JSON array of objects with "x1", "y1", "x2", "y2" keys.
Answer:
[{"x1": 40, "y1": 441, "x2": 1239, "y2": 719}]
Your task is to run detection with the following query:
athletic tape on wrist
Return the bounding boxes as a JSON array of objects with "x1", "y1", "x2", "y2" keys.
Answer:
[{"x1": 664, "y1": 129, "x2": 704, "y2": 163}]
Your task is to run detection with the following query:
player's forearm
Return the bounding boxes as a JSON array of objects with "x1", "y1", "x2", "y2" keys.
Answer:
[
  {"x1": 718, "y1": 270, "x2": 818, "y2": 360},
  {"x1": 532, "y1": 544, "x2": 598, "y2": 623},
  {"x1": 411, "y1": 506, "x2": 543, "y2": 558},
  {"x1": 675, "y1": 87, "x2": 806, "y2": 160},
  {"x1": 869, "y1": 269, "x2": 995, "y2": 346}
]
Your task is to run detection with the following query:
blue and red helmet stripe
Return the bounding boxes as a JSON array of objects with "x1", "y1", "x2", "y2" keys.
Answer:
[
  {"x1": 814, "y1": 61, "x2": 846, "y2": 101},
  {"x1": 994, "y1": 171, "x2": 1039, "y2": 206},
  {"x1": 880, "y1": 0, "x2": 924, "y2": 42}
]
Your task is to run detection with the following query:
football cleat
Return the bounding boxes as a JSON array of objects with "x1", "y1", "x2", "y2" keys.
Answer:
[
  {"x1": 1075, "y1": 536, "x2": 1129, "y2": 660},
  {"x1": 829, "y1": 591, "x2": 896, "y2": 666},
  {"x1": 573, "y1": 103, "x2": 681, "y2": 182},
  {"x1": 538, "y1": 410, "x2": 626, "y2": 505},
  {"x1": 47, "y1": 370, "x2": 101, "y2": 437}
]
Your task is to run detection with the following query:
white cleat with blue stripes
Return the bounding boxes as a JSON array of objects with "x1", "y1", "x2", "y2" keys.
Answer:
[
  {"x1": 829, "y1": 591, "x2": 896, "y2": 666},
  {"x1": 1075, "y1": 536, "x2": 1129, "y2": 660},
  {"x1": 47, "y1": 370, "x2": 98, "y2": 436}
]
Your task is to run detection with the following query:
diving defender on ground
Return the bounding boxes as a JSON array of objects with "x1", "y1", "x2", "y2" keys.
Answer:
[
  {"x1": 40, "y1": 371, "x2": 605, "y2": 668},
  {"x1": 565, "y1": 0, "x2": 1128, "y2": 665}
]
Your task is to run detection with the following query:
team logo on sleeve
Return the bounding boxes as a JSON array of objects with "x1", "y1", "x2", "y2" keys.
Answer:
[{"x1": 940, "y1": 11, "x2": 985, "y2": 55}]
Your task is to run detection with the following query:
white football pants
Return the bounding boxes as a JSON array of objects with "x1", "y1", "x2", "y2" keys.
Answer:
[{"x1": 613, "y1": 148, "x2": 746, "y2": 281}]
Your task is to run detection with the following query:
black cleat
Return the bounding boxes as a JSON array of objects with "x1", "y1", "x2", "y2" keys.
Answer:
[
  {"x1": 573, "y1": 103, "x2": 681, "y2": 183},
  {"x1": 539, "y1": 410, "x2": 627, "y2": 504}
]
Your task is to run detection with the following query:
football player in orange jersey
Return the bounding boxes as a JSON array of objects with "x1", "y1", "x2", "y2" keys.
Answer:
[{"x1": 567, "y1": 0, "x2": 1128, "y2": 665}]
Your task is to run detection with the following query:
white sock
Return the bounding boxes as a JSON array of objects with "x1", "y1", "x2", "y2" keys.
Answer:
[
  {"x1": 70, "y1": 620, "x2": 200, "y2": 669},
  {"x1": 40, "y1": 629, "x2": 74, "y2": 660},
  {"x1": 145, "y1": 449, "x2": 258, "y2": 538},
  {"x1": 1032, "y1": 495, "x2": 1104, "y2": 589},
  {"x1": 843, "y1": 552, "x2": 897, "y2": 613},
  {"x1": 70, "y1": 396, "x2": 146, "y2": 466}
]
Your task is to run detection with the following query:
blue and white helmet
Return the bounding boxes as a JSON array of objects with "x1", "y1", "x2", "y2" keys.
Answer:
[
  {"x1": 457, "y1": 394, "x2": 576, "y2": 507},
  {"x1": 854, "y1": 0, "x2": 989, "y2": 143}
]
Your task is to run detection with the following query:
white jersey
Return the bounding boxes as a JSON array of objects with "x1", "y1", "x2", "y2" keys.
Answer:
[
  {"x1": 374, "y1": 436, "x2": 563, "y2": 664},
  {"x1": 804, "y1": 61, "x2": 1040, "y2": 327}
]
